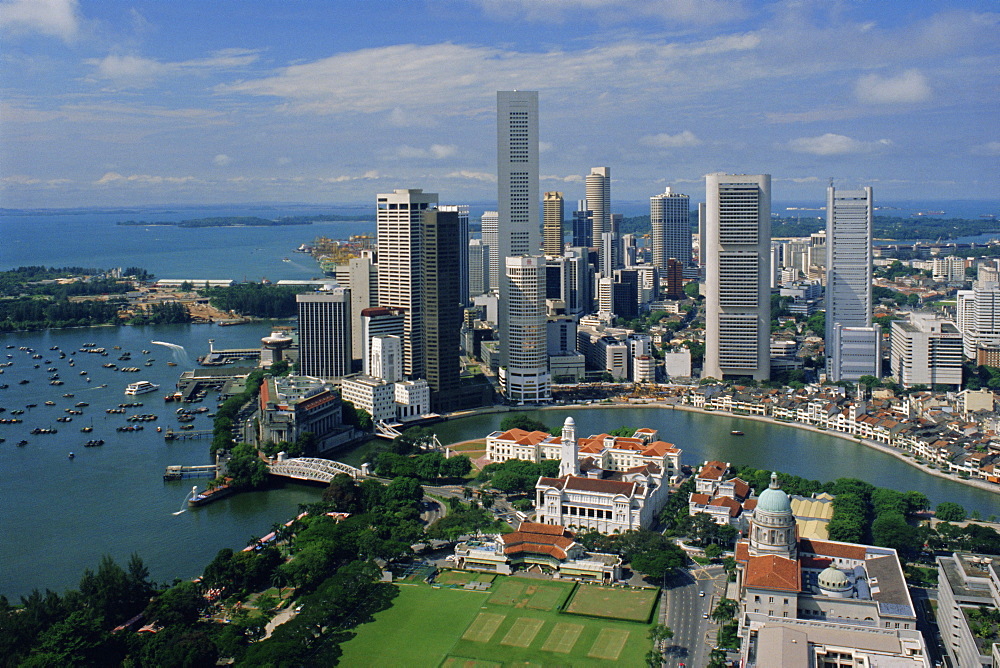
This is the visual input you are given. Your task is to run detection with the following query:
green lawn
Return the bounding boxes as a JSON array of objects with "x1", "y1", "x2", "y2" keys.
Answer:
[
  {"x1": 338, "y1": 577, "x2": 655, "y2": 667},
  {"x1": 564, "y1": 584, "x2": 660, "y2": 623}
]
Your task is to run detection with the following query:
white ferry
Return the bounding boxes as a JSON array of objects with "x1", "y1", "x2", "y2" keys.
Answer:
[{"x1": 125, "y1": 381, "x2": 161, "y2": 396}]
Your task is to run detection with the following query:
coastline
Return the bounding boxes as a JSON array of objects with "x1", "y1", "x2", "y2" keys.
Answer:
[{"x1": 436, "y1": 400, "x2": 1000, "y2": 496}]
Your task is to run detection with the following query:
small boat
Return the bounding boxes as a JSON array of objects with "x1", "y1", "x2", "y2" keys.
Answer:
[
  {"x1": 68, "y1": 452, "x2": 75, "y2": 459},
  {"x1": 731, "y1": 430, "x2": 744, "y2": 436},
  {"x1": 44, "y1": 401, "x2": 55, "y2": 406},
  {"x1": 62, "y1": 393, "x2": 74, "y2": 398},
  {"x1": 17, "y1": 440, "x2": 27, "y2": 447},
  {"x1": 81, "y1": 426, "x2": 93, "y2": 433}
]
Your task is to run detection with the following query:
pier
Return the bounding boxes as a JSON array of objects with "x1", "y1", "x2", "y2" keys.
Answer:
[{"x1": 163, "y1": 464, "x2": 218, "y2": 481}]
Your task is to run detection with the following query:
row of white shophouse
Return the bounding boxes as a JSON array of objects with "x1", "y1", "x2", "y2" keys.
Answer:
[{"x1": 685, "y1": 386, "x2": 1000, "y2": 485}]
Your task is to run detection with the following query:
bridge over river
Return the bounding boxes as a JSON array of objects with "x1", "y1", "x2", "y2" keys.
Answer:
[{"x1": 267, "y1": 457, "x2": 363, "y2": 482}]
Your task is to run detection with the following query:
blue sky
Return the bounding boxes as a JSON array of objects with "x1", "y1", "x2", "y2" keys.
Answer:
[{"x1": 1, "y1": 0, "x2": 997, "y2": 208}]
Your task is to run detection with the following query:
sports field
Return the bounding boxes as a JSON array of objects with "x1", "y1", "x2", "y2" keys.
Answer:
[
  {"x1": 337, "y1": 576, "x2": 655, "y2": 667},
  {"x1": 564, "y1": 583, "x2": 660, "y2": 622}
]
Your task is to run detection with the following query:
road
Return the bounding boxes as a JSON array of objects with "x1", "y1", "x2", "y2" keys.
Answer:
[{"x1": 660, "y1": 565, "x2": 727, "y2": 668}]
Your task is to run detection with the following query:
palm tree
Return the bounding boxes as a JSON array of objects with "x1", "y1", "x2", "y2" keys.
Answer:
[
  {"x1": 644, "y1": 649, "x2": 662, "y2": 667},
  {"x1": 712, "y1": 597, "x2": 738, "y2": 623}
]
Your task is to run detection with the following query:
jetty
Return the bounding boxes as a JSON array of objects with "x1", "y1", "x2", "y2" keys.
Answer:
[{"x1": 163, "y1": 464, "x2": 218, "y2": 481}]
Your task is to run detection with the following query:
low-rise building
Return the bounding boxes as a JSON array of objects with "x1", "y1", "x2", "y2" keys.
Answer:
[
  {"x1": 256, "y1": 375, "x2": 357, "y2": 453},
  {"x1": 452, "y1": 521, "x2": 622, "y2": 581}
]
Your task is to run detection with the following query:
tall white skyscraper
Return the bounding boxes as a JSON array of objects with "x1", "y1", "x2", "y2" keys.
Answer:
[
  {"x1": 704, "y1": 173, "x2": 771, "y2": 381},
  {"x1": 468, "y1": 238, "x2": 489, "y2": 299},
  {"x1": 500, "y1": 256, "x2": 551, "y2": 403},
  {"x1": 650, "y1": 187, "x2": 691, "y2": 271},
  {"x1": 496, "y1": 91, "x2": 540, "y2": 262},
  {"x1": 586, "y1": 167, "x2": 611, "y2": 272},
  {"x1": 825, "y1": 186, "x2": 878, "y2": 381},
  {"x1": 825, "y1": 187, "x2": 873, "y2": 336},
  {"x1": 376, "y1": 188, "x2": 438, "y2": 379},
  {"x1": 296, "y1": 288, "x2": 352, "y2": 379},
  {"x1": 480, "y1": 210, "x2": 499, "y2": 291},
  {"x1": 497, "y1": 91, "x2": 546, "y2": 401}
]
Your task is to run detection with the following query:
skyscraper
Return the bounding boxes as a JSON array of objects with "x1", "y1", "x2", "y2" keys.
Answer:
[
  {"x1": 480, "y1": 210, "x2": 499, "y2": 291},
  {"x1": 296, "y1": 288, "x2": 352, "y2": 379},
  {"x1": 468, "y1": 238, "x2": 489, "y2": 299},
  {"x1": 420, "y1": 209, "x2": 462, "y2": 408},
  {"x1": 571, "y1": 200, "x2": 592, "y2": 248},
  {"x1": 439, "y1": 204, "x2": 470, "y2": 306},
  {"x1": 496, "y1": 91, "x2": 540, "y2": 263},
  {"x1": 543, "y1": 191, "x2": 564, "y2": 257},
  {"x1": 825, "y1": 186, "x2": 878, "y2": 381},
  {"x1": 361, "y1": 307, "x2": 405, "y2": 377},
  {"x1": 650, "y1": 187, "x2": 691, "y2": 271},
  {"x1": 500, "y1": 256, "x2": 550, "y2": 403},
  {"x1": 825, "y1": 187, "x2": 873, "y2": 336},
  {"x1": 704, "y1": 173, "x2": 771, "y2": 381},
  {"x1": 586, "y1": 167, "x2": 611, "y2": 272},
  {"x1": 376, "y1": 188, "x2": 438, "y2": 379},
  {"x1": 497, "y1": 90, "x2": 545, "y2": 403}
]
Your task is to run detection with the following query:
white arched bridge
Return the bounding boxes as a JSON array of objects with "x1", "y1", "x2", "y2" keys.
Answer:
[{"x1": 267, "y1": 457, "x2": 362, "y2": 482}]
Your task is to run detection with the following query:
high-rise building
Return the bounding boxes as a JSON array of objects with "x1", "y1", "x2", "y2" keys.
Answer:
[
  {"x1": 825, "y1": 187, "x2": 873, "y2": 337},
  {"x1": 543, "y1": 191, "x2": 564, "y2": 257},
  {"x1": 571, "y1": 200, "x2": 592, "y2": 248},
  {"x1": 360, "y1": 307, "x2": 404, "y2": 377},
  {"x1": 468, "y1": 238, "x2": 489, "y2": 300},
  {"x1": 957, "y1": 286, "x2": 1000, "y2": 358},
  {"x1": 369, "y1": 334, "x2": 402, "y2": 383},
  {"x1": 650, "y1": 187, "x2": 691, "y2": 271},
  {"x1": 496, "y1": 91, "x2": 540, "y2": 263},
  {"x1": 890, "y1": 313, "x2": 963, "y2": 387},
  {"x1": 439, "y1": 205, "x2": 470, "y2": 306},
  {"x1": 376, "y1": 188, "x2": 438, "y2": 379},
  {"x1": 296, "y1": 288, "x2": 352, "y2": 379},
  {"x1": 480, "y1": 210, "x2": 499, "y2": 291},
  {"x1": 586, "y1": 167, "x2": 611, "y2": 272},
  {"x1": 704, "y1": 173, "x2": 771, "y2": 381},
  {"x1": 497, "y1": 90, "x2": 543, "y2": 402},
  {"x1": 825, "y1": 186, "x2": 878, "y2": 381},
  {"x1": 420, "y1": 209, "x2": 462, "y2": 408},
  {"x1": 664, "y1": 258, "x2": 684, "y2": 299},
  {"x1": 334, "y1": 251, "x2": 378, "y2": 366},
  {"x1": 500, "y1": 256, "x2": 550, "y2": 403}
]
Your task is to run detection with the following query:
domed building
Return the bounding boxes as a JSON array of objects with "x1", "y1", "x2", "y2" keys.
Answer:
[
  {"x1": 748, "y1": 472, "x2": 798, "y2": 560},
  {"x1": 733, "y1": 474, "x2": 928, "y2": 667}
]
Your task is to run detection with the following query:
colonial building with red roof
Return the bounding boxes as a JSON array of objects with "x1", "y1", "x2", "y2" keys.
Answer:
[{"x1": 451, "y1": 521, "x2": 621, "y2": 582}]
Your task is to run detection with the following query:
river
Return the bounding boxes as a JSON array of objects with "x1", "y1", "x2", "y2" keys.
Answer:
[{"x1": 4, "y1": 321, "x2": 997, "y2": 600}]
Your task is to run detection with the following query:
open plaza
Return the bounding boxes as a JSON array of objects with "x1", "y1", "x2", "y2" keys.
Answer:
[{"x1": 337, "y1": 575, "x2": 659, "y2": 667}]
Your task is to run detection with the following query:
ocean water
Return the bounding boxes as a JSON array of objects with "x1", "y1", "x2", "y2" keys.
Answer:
[{"x1": 0, "y1": 205, "x2": 375, "y2": 279}]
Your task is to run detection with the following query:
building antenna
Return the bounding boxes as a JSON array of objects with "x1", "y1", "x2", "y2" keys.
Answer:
[{"x1": 829, "y1": 177, "x2": 834, "y2": 188}]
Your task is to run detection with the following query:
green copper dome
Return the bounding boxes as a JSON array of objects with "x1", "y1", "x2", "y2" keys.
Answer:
[{"x1": 756, "y1": 472, "x2": 792, "y2": 514}]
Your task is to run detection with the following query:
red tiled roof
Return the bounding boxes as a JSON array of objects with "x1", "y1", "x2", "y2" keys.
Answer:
[
  {"x1": 800, "y1": 556, "x2": 833, "y2": 569},
  {"x1": 743, "y1": 498, "x2": 758, "y2": 511},
  {"x1": 735, "y1": 541, "x2": 749, "y2": 563},
  {"x1": 799, "y1": 538, "x2": 866, "y2": 561},
  {"x1": 642, "y1": 440, "x2": 679, "y2": 456},
  {"x1": 516, "y1": 521, "x2": 568, "y2": 537},
  {"x1": 690, "y1": 493, "x2": 711, "y2": 505},
  {"x1": 698, "y1": 461, "x2": 728, "y2": 480},
  {"x1": 744, "y1": 555, "x2": 801, "y2": 592},
  {"x1": 564, "y1": 476, "x2": 637, "y2": 496},
  {"x1": 730, "y1": 477, "x2": 750, "y2": 499},
  {"x1": 496, "y1": 428, "x2": 550, "y2": 446},
  {"x1": 709, "y1": 496, "x2": 742, "y2": 517}
]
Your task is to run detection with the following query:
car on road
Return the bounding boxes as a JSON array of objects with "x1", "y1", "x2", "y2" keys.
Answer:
[
  {"x1": 699, "y1": 591, "x2": 705, "y2": 597},
  {"x1": 703, "y1": 613, "x2": 709, "y2": 619}
]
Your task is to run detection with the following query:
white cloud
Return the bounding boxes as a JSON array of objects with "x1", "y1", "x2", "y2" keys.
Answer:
[
  {"x1": 855, "y1": 69, "x2": 931, "y2": 104},
  {"x1": 541, "y1": 174, "x2": 584, "y2": 183},
  {"x1": 396, "y1": 144, "x2": 457, "y2": 159},
  {"x1": 319, "y1": 170, "x2": 382, "y2": 183},
  {"x1": 277, "y1": 157, "x2": 292, "y2": 165},
  {"x1": 85, "y1": 48, "x2": 261, "y2": 87},
  {"x1": 640, "y1": 130, "x2": 702, "y2": 149},
  {"x1": 219, "y1": 37, "x2": 760, "y2": 116},
  {"x1": 538, "y1": 141, "x2": 553, "y2": 153},
  {"x1": 468, "y1": 0, "x2": 747, "y2": 25},
  {"x1": 95, "y1": 172, "x2": 197, "y2": 185},
  {"x1": 787, "y1": 133, "x2": 891, "y2": 156},
  {"x1": 212, "y1": 154, "x2": 232, "y2": 167},
  {"x1": 0, "y1": 0, "x2": 79, "y2": 41},
  {"x1": 971, "y1": 141, "x2": 1000, "y2": 156},
  {"x1": 445, "y1": 170, "x2": 495, "y2": 182}
]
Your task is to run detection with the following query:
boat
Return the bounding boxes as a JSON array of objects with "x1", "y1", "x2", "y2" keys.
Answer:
[
  {"x1": 188, "y1": 484, "x2": 235, "y2": 507},
  {"x1": 81, "y1": 426, "x2": 93, "y2": 433},
  {"x1": 68, "y1": 452, "x2": 75, "y2": 459},
  {"x1": 167, "y1": 362, "x2": 177, "y2": 366},
  {"x1": 125, "y1": 381, "x2": 160, "y2": 396},
  {"x1": 731, "y1": 430, "x2": 744, "y2": 436},
  {"x1": 62, "y1": 393, "x2": 74, "y2": 398},
  {"x1": 44, "y1": 401, "x2": 55, "y2": 406},
  {"x1": 17, "y1": 440, "x2": 27, "y2": 447}
]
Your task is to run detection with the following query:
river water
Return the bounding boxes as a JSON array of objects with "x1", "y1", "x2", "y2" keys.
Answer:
[{"x1": 2, "y1": 320, "x2": 997, "y2": 599}]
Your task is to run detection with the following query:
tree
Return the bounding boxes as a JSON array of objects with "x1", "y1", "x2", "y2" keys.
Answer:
[
  {"x1": 647, "y1": 624, "x2": 673, "y2": 645},
  {"x1": 683, "y1": 281, "x2": 701, "y2": 299},
  {"x1": 144, "y1": 581, "x2": 202, "y2": 628},
  {"x1": 704, "y1": 543, "x2": 724, "y2": 560},
  {"x1": 499, "y1": 414, "x2": 549, "y2": 433},
  {"x1": 711, "y1": 597, "x2": 738, "y2": 623},
  {"x1": 936, "y1": 502, "x2": 967, "y2": 522},
  {"x1": 903, "y1": 490, "x2": 929, "y2": 514},
  {"x1": 872, "y1": 512, "x2": 920, "y2": 553}
]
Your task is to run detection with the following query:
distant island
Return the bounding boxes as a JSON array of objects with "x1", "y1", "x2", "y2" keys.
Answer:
[{"x1": 116, "y1": 213, "x2": 376, "y2": 228}]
